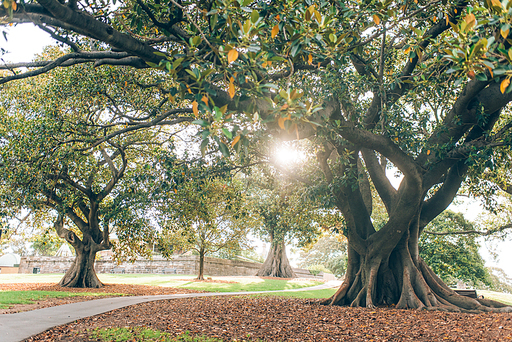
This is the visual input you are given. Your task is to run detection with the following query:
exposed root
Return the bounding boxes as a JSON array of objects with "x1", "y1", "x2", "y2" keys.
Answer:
[
  {"x1": 365, "y1": 260, "x2": 381, "y2": 308},
  {"x1": 419, "y1": 258, "x2": 512, "y2": 313},
  {"x1": 326, "y1": 251, "x2": 512, "y2": 313},
  {"x1": 351, "y1": 286, "x2": 366, "y2": 307},
  {"x1": 257, "y1": 240, "x2": 296, "y2": 278},
  {"x1": 59, "y1": 252, "x2": 103, "y2": 288}
]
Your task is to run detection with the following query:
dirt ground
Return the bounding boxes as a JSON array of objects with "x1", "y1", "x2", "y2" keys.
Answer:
[{"x1": 2, "y1": 283, "x2": 512, "y2": 341}]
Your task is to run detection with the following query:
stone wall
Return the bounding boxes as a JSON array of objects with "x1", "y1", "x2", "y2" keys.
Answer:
[
  {"x1": 0, "y1": 266, "x2": 19, "y2": 274},
  {"x1": 18, "y1": 255, "x2": 263, "y2": 277},
  {"x1": 18, "y1": 255, "x2": 325, "y2": 279}
]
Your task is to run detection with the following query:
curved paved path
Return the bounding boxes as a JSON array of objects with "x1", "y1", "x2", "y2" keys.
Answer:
[{"x1": 0, "y1": 281, "x2": 341, "y2": 342}]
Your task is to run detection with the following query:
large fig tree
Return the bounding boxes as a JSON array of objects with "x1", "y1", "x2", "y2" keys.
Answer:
[{"x1": 0, "y1": 61, "x2": 182, "y2": 287}]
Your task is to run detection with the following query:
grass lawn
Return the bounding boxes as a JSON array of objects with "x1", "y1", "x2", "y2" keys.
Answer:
[
  {"x1": 91, "y1": 328, "x2": 228, "y2": 342},
  {"x1": 96, "y1": 274, "x2": 323, "y2": 292},
  {"x1": 0, "y1": 290, "x2": 115, "y2": 309},
  {"x1": 2, "y1": 274, "x2": 511, "y2": 304},
  {"x1": 0, "y1": 273, "x2": 324, "y2": 293},
  {"x1": 478, "y1": 290, "x2": 512, "y2": 306}
]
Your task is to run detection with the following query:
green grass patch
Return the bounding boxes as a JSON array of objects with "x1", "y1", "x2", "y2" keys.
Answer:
[
  {"x1": 175, "y1": 278, "x2": 323, "y2": 293},
  {"x1": 96, "y1": 274, "x2": 322, "y2": 292},
  {"x1": 90, "y1": 327, "x2": 248, "y2": 342},
  {"x1": 247, "y1": 288, "x2": 337, "y2": 299},
  {"x1": 1, "y1": 274, "x2": 323, "y2": 293},
  {"x1": 478, "y1": 290, "x2": 512, "y2": 306},
  {"x1": 0, "y1": 290, "x2": 116, "y2": 309}
]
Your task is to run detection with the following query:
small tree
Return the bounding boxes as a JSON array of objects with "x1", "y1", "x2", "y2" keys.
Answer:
[
  {"x1": 158, "y1": 158, "x2": 258, "y2": 280},
  {"x1": 249, "y1": 165, "x2": 336, "y2": 278}
]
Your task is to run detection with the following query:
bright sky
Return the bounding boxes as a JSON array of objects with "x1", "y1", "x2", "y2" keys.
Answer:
[
  {"x1": 1, "y1": 23, "x2": 56, "y2": 63},
  {"x1": 3, "y1": 24, "x2": 511, "y2": 280}
]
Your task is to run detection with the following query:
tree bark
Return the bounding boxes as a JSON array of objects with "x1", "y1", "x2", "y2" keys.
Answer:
[
  {"x1": 58, "y1": 239, "x2": 103, "y2": 288},
  {"x1": 257, "y1": 239, "x2": 296, "y2": 278},
  {"x1": 54, "y1": 213, "x2": 108, "y2": 288},
  {"x1": 197, "y1": 247, "x2": 205, "y2": 280}
]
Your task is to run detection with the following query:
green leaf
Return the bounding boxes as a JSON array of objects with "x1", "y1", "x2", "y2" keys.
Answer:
[
  {"x1": 475, "y1": 73, "x2": 488, "y2": 81},
  {"x1": 185, "y1": 69, "x2": 198, "y2": 80},
  {"x1": 251, "y1": 10, "x2": 259, "y2": 23},
  {"x1": 200, "y1": 138, "x2": 209, "y2": 156},
  {"x1": 218, "y1": 142, "x2": 230, "y2": 157},
  {"x1": 192, "y1": 36, "x2": 202, "y2": 46},
  {"x1": 172, "y1": 58, "x2": 185, "y2": 69},
  {"x1": 192, "y1": 119, "x2": 209, "y2": 127},
  {"x1": 222, "y1": 128, "x2": 232, "y2": 139},
  {"x1": 290, "y1": 44, "x2": 301, "y2": 57}
]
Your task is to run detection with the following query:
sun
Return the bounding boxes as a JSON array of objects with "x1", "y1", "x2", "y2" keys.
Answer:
[{"x1": 272, "y1": 143, "x2": 306, "y2": 167}]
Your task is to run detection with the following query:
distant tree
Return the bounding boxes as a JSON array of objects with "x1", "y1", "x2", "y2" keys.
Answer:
[
  {"x1": 420, "y1": 211, "x2": 490, "y2": 287},
  {"x1": 486, "y1": 267, "x2": 512, "y2": 294},
  {"x1": 157, "y1": 158, "x2": 259, "y2": 280},
  {"x1": 298, "y1": 234, "x2": 348, "y2": 278},
  {"x1": 31, "y1": 232, "x2": 62, "y2": 256},
  {"x1": 249, "y1": 165, "x2": 340, "y2": 278}
]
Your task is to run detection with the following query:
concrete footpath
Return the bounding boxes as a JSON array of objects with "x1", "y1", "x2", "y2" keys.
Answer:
[{"x1": 0, "y1": 281, "x2": 341, "y2": 342}]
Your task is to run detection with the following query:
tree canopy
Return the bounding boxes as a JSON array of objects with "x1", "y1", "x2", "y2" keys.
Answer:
[
  {"x1": 298, "y1": 234, "x2": 348, "y2": 278},
  {"x1": 156, "y1": 156, "x2": 259, "y2": 280}
]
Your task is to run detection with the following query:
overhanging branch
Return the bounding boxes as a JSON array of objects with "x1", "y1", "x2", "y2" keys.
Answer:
[{"x1": 424, "y1": 223, "x2": 512, "y2": 236}]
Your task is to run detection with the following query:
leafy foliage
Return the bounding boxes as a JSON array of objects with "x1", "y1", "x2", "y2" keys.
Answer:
[
  {"x1": 156, "y1": 156, "x2": 259, "y2": 279},
  {"x1": 420, "y1": 211, "x2": 489, "y2": 287},
  {"x1": 298, "y1": 234, "x2": 347, "y2": 278},
  {"x1": 3, "y1": 0, "x2": 512, "y2": 307}
]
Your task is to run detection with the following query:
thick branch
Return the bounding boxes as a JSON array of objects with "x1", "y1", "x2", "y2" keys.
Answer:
[
  {"x1": 35, "y1": 0, "x2": 164, "y2": 63},
  {"x1": 424, "y1": 223, "x2": 512, "y2": 236},
  {"x1": 86, "y1": 111, "x2": 194, "y2": 149},
  {"x1": 420, "y1": 160, "x2": 468, "y2": 229},
  {"x1": 361, "y1": 149, "x2": 397, "y2": 213},
  {"x1": 54, "y1": 213, "x2": 82, "y2": 247},
  {"x1": 98, "y1": 146, "x2": 127, "y2": 201}
]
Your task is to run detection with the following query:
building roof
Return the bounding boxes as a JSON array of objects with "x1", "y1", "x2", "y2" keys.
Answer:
[
  {"x1": 56, "y1": 244, "x2": 72, "y2": 257},
  {"x1": 0, "y1": 253, "x2": 21, "y2": 267}
]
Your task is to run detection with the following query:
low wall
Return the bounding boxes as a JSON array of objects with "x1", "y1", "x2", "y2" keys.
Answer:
[
  {"x1": 18, "y1": 255, "x2": 324, "y2": 279},
  {"x1": 18, "y1": 255, "x2": 263, "y2": 277},
  {"x1": 0, "y1": 267, "x2": 19, "y2": 274}
]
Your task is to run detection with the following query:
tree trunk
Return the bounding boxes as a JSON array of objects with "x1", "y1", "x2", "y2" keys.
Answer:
[
  {"x1": 59, "y1": 241, "x2": 103, "y2": 288},
  {"x1": 54, "y1": 215, "x2": 105, "y2": 288},
  {"x1": 323, "y1": 220, "x2": 512, "y2": 313},
  {"x1": 257, "y1": 239, "x2": 296, "y2": 278},
  {"x1": 197, "y1": 248, "x2": 205, "y2": 280}
]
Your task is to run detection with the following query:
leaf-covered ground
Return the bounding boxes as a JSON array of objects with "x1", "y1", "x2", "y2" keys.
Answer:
[
  {"x1": 24, "y1": 296, "x2": 512, "y2": 341},
  {"x1": 0, "y1": 282, "x2": 203, "y2": 314}
]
